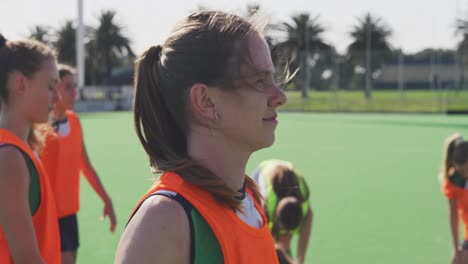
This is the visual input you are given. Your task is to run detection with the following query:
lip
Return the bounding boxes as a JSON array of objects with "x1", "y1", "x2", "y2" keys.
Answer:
[{"x1": 263, "y1": 115, "x2": 278, "y2": 122}]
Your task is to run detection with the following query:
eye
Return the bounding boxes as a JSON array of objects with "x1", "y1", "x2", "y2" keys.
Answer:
[
  {"x1": 253, "y1": 78, "x2": 266, "y2": 91},
  {"x1": 250, "y1": 73, "x2": 278, "y2": 93},
  {"x1": 255, "y1": 78, "x2": 265, "y2": 85}
]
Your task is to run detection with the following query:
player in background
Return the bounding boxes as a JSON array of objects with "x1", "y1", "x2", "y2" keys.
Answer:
[
  {"x1": 253, "y1": 159, "x2": 313, "y2": 264},
  {"x1": 41, "y1": 64, "x2": 116, "y2": 264}
]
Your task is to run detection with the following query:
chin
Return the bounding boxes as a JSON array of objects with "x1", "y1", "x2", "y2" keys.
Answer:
[
  {"x1": 35, "y1": 116, "x2": 49, "y2": 124},
  {"x1": 38, "y1": 109, "x2": 52, "y2": 122},
  {"x1": 264, "y1": 138, "x2": 275, "y2": 148},
  {"x1": 253, "y1": 135, "x2": 275, "y2": 151}
]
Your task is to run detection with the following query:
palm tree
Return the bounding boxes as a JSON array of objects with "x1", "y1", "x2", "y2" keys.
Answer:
[
  {"x1": 455, "y1": 17, "x2": 468, "y2": 87},
  {"x1": 456, "y1": 17, "x2": 468, "y2": 51},
  {"x1": 347, "y1": 13, "x2": 392, "y2": 98},
  {"x1": 28, "y1": 25, "x2": 52, "y2": 44},
  {"x1": 54, "y1": 20, "x2": 77, "y2": 66},
  {"x1": 54, "y1": 21, "x2": 98, "y2": 84},
  {"x1": 93, "y1": 10, "x2": 134, "y2": 81},
  {"x1": 275, "y1": 13, "x2": 331, "y2": 97},
  {"x1": 246, "y1": 4, "x2": 261, "y2": 17},
  {"x1": 191, "y1": 5, "x2": 210, "y2": 12}
]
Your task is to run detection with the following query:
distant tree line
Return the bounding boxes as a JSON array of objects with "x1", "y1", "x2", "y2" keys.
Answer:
[{"x1": 26, "y1": 5, "x2": 468, "y2": 98}]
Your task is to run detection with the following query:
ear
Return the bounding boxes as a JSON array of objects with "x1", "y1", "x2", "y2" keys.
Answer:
[
  {"x1": 9, "y1": 72, "x2": 27, "y2": 97},
  {"x1": 189, "y1": 83, "x2": 217, "y2": 121}
]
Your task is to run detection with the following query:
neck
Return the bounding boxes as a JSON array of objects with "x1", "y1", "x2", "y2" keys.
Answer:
[
  {"x1": 0, "y1": 108, "x2": 31, "y2": 142},
  {"x1": 53, "y1": 106, "x2": 67, "y2": 121},
  {"x1": 187, "y1": 125, "x2": 250, "y2": 192}
]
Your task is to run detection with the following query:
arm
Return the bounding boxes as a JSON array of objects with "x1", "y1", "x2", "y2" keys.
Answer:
[
  {"x1": 0, "y1": 147, "x2": 44, "y2": 264},
  {"x1": 449, "y1": 199, "x2": 461, "y2": 264},
  {"x1": 114, "y1": 195, "x2": 190, "y2": 264},
  {"x1": 276, "y1": 245, "x2": 296, "y2": 264},
  {"x1": 81, "y1": 136, "x2": 116, "y2": 232},
  {"x1": 297, "y1": 207, "x2": 313, "y2": 264}
]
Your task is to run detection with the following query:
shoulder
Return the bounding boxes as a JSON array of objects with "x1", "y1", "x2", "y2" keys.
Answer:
[
  {"x1": 43, "y1": 130, "x2": 59, "y2": 148},
  {"x1": 448, "y1": 171, "x2": 466, "y2": 188},
  {"x1": 0, "y1": 145, "x2": 29, "y2": 192},
  {"x1": 116, "y1": 194, "x2": 190, "y2": 263},
  {"x1": 442, "y1": 173, "x2": 465, "y2": 200},
  {"x1": 0, "y1": 145, "x2": 27, "y2": 170},
  {"x1": 66, "y1": 110, "x2": 78, "y2": 119},
  {"x1": 66, "y1": 111, "x2": 82, "y2": 126},
  {"x1": 138, "y1": 194, "x2": 188, "y2": 221}
]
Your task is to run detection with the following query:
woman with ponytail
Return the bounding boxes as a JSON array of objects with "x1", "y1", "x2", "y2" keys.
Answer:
[
  {"x1": 115, "y1": 11, "x2": 287, "y2": 264},
  {"x1": 0, "y1": 34, "x2": 61, "y2": 263},
  {"x1": 252, "y1": 160, "x2": 313, "y2": 264},
  {"x1": 440, "y1": 133, "x2": 468, "y2": 264}
]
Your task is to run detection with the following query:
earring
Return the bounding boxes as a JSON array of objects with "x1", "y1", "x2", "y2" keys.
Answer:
[{"x1": 214, "y1": 112, "x2": 220, "y2": 122}]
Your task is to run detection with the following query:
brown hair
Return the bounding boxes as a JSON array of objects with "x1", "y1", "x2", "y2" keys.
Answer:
[
  {"x1": 271, "y1": 164, "x2": 303, "y2": 202},
  {"x1": 272, "y1": 196, "x2": 302, "y2": 239},
  {"x1": 441, "y1": 133, "x2": 468, "y2": 179},
  {"x1": 57, "y1": 64, "x2": 76, "y2": 80},
  {"x1": 28, "y1": 123, "x2": 55, "y2": 154},
  {"x1": 0, "y1": 34, "x2": 56, "y2": 110},
  {"x1": 133, "y1": 11, "x2": 266, "y2": 209},
  {"x1": 268, "y1": 164, "x2": 304, "y2": 238}
]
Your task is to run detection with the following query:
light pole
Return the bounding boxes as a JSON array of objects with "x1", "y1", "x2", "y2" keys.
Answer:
[
  {"x1": 301, "y1": 22, "x2": 310, "y2": 98},
  {"x1": 365, "y1": 17, "x2": 372, "y2": 99},
  {"x1": 76, "y1": 0, "x2": 85, "y2": 98}
]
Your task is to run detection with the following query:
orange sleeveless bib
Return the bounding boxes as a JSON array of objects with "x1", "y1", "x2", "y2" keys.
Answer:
[
  {"x1": 132, "y1": 172, "x2": 279, "y2": 264},
  {"x1": 41, "y1": 110, "x2": 83, "y2": 217},
  {"x1": 0, "y1": 129, "x2": 61, "y2": 263}
]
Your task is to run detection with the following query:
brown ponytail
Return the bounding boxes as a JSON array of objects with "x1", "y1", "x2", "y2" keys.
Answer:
[
  {"x1": 134, "y1": 45, "x2": 188, "y2": 171},
  {"x1": 28, "y1": 123, "x2": 55, "y2": 155},
  {"x1": 271, "y1": 196, "x2": 302, "y2": 239}
]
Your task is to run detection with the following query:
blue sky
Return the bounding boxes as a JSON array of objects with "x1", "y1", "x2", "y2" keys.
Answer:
[{"x1": 1, "y1": 0, "x2": 466, "y2": 54}]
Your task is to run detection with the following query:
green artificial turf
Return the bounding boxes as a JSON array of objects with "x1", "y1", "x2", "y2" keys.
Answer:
[{"x1": 75, "y1": 112, "x2": 468, "y2": 263}]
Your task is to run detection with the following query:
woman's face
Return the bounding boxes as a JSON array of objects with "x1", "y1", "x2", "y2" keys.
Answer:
[
  {"x1": 56, "y1": 73, "x2": 77, "y2": 110},
  {"x1": 22, "y1": 58, "x2": 59, "y2": 123},
  {"x1": 214, "y1": 33, "x2": 287, "y2": 153}
]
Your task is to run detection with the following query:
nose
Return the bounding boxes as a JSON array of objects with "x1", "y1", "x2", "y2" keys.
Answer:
[{"x1": 268, "y1": 85, "x2": 287, "y2": 107}]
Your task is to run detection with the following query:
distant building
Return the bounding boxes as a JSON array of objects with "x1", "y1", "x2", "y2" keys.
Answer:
[{"x1": 375, "y1": 61, "x2": 467, "y2": 90}]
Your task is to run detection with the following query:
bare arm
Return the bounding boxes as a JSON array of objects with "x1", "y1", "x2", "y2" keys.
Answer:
[
  {"x1": 81, "y1": 141, "x2": 109, "y2": 202},
  {"x1": 81, "y1": 137, "x2": 116, "y2": 232},
  {"x1": 449, "y1": 199, "x2": 463, "y2": 264},
  {"x1": 0, "y1": 146, "x2": 44, "y2": 264},
  {"x1": 297, "y1": 207, "x2": 313, "y2": 264},
  {"x1": 449, "y1": 199, "x2": 460, "y2": 250},
  {"x1": 114, "y1": 195, "x2": 190, "y2": 264}
]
